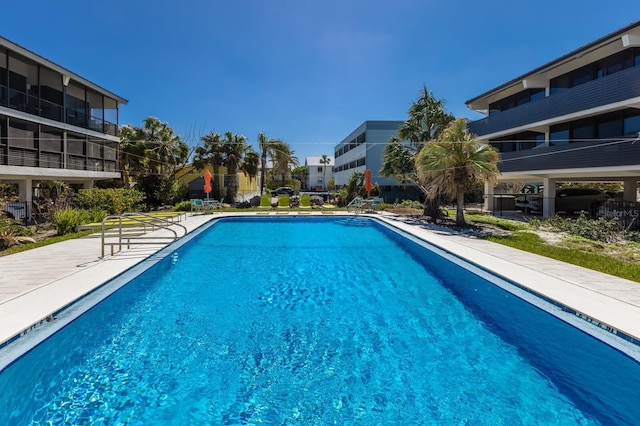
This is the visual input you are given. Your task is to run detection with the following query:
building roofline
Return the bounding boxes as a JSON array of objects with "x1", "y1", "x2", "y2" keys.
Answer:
[
  {"x1": 465, "y1": 20, "x2": 640, "y2": 106},
  {"x1": 0, "y1": 36, "x2": 128, "y2": 105}
]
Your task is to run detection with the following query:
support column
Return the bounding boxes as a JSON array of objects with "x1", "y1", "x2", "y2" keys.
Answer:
[
  {"x1": 17, "y1": 178, "x2": 33, "y2": 203},
  {"x1": 82, "y1": 180, "x2": 94, "y2": 190},
  {"x1": 484, "y1": 181, "x2": 494, "y2": 212},
  {"x1": 542, "y1": 178, "x2": 556, "y2": 218},
  {"x1": 623, "y1": 178, "x2": 638, "y2": 202}
]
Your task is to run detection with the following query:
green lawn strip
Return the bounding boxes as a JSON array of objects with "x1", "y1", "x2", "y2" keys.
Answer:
[
  {"x1": 0, "y1": 230, "x2": 95, "y2": 257},
  {"x1": 486, "y1": 232, "x2": 640, "y2": 283},
  {"x1": 464, "y1": 213, "x2": 530, "y2": 232}
]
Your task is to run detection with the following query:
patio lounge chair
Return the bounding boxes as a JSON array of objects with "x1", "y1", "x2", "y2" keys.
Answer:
[
  {"x1": 299, "y1": 194, "x2": 312, "y2": 209},
  {"x1": 259, "y1": 194, "x2": 273, "y2": 209},
  {"x1": 190, "y1": 199, "x2": 204, "y2": 212},
  {"x1": 203, "y1": 199, "x2": 222, "y2": 210},
  {"x1": 277, "y1": 194, "x2": 290, "y2": 209}
]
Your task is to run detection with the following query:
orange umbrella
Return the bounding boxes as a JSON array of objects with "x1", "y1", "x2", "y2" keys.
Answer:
[
  {"x1": 364, "y1": 169, "x2": 373, "y2": 192},
  {"x1": 203, "y1": 170, "x2": 212, "y2": 194}
]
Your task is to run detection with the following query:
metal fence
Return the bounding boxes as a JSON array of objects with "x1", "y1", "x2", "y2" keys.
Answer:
[{"x1": 0, "y1": 201, "x2": 31, "y2": 225}]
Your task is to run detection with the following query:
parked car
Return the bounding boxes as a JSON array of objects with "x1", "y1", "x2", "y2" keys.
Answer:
[
  {"x1": 515, "y1": 188, "x2": 609, "y2": 214},
  {"x1": 514, "y1": 184, "x2": 543, "y2": 212},
  {"x1": 271, "y1": 187, "x2": 296, "y2": 196}
]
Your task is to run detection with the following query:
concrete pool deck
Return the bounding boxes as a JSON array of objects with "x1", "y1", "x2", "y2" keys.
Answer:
[{"x1": 0, "y1": 211, "x2": 639, "y2": 350}]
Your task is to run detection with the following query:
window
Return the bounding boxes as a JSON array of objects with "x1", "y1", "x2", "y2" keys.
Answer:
[
  {"x1": 551, "y1": 48, "x2": 639, "y2": 94},
  {"x1": 40, "y1": 67, "x2": 63, "y2": 121},
  {"x1": 488, "y1": 88, "x2": 545, "y2": 114},
  {"x1": 317, "y1": 167, "x2": 323, "y2": 172},
  {"x1": 623, "y1": 110, "x2": 640, "y2": 136},
  {"x1": 87, "y1": 90, "x2": 104, "y2": 133},
  {"x1": 548, "y1": 110, "x2": 637, "y2": 143},
  {"x1": 550, "y1": 74, "x2": 570, "y2": 94},
  {"x1": 39, "y1": 127, "x2": 63, "y2": 152},
  {"x1": 571, "y1": 120, "x2": 594, "y2": 142},
  {"x1": 8, "y1": 118, "x2": 37, "y2": 149},
  {"x1": 66, "y1": 81, "x2": 87, "y2": 127},
  {"x1": 572, "y1": 64, "x2": 593, "y2": 86},
  {"x1": 598, "y1": 117, "x2": 622, "y2": 139},
  {"x1": 491, "y1": 131, "x2": 545, "y2": 152},
  {"x1": 550, "y1": 124, "x2": 570, "y2": 146},
  {"x1": 0, "y1": 49, "x2": 6, "y2": 107},
  {"x1": 103, "y1": 97, "x2": 118, "y2": 136}
]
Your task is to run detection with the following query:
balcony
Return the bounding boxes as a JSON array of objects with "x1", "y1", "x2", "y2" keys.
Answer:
[
  {"x1": 498, "y1": 139, "x2": 640, "y2": 173},
  {"x1": 469, "y1": 67, "x2": 640, "y2": 137}
]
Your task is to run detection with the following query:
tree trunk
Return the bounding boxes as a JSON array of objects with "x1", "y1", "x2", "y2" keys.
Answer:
[
  {"x1": 422, "y1": 198, "x2": 443, "y2": 222},
  {"x1": 226, "y1": 168, "x2": 238, "y2": 203},
  {"x1": 213, "y1": 164, "x2": 221, "y2": 200},
  {"x1": 456, "y1": 190, "x2": 466, "y2": 227}
]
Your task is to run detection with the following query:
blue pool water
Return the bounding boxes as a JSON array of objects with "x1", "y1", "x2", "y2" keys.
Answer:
[{"x1": 0, "y1": 216, "x2": 639, "y2": 424}]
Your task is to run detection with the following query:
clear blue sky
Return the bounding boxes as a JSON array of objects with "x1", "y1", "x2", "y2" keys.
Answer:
[{"x1": 2, "y1": 1, "x2": 637, "y2": 161}]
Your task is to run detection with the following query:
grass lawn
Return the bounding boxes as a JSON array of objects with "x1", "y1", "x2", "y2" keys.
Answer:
[{"x1": 465, "y1": 212, "x2": 640, "y2": 283}]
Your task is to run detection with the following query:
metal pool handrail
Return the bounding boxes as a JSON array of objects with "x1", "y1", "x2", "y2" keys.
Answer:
[{"x1": 100, "y1": 212, "x2": 188, "y2": 258}]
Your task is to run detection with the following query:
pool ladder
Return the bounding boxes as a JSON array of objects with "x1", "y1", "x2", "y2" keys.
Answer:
[{"x1": 100, "y1": 212, "x2": 187, "y2": 258}]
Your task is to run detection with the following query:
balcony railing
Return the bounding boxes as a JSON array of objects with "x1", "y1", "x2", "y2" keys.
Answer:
[
  {"x1": 498, "y1": 138, "x2": 640, "y2": 173},
  {"x1": 469, "y1": 67, "x2": 640, "y2": 136}
]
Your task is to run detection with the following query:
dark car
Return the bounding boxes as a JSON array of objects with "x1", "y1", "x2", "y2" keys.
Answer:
[
  {"x1": 271, "y1": 187, "x2": 296, "y2": 196},
  {"x1": 516, "y1": 188, "x2": 609, "y2": 214}
]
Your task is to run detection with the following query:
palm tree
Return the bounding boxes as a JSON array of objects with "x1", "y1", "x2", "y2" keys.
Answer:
[
  {"x1": 257, "y1": 132, "x2": 270, "y2": 195},
  {"x1": 319, "y1": 154, "x2": 331, "y2": 190},
  {"x1": 415, "y1": 119, "x2": 500, "y2": 226},
  {"x1": 380, "y1": 85, "x2": 455, "y2": 219},
  {"x1": 194, "y1": 131, "x2": 258, "y2": 203},
  {"x1": 269, "y1": 140, "x2": 299, "y2": 184},
  {"x1": 399, "y1": 85, "x2": 454, "y2": 152},
  {"x1": 193, "y1": 131, "x2": 223, "y2": 199},
  {"x1": 219, "y1": 132, "x2": 244, "y2": 203},
  {"x1": 118, "y1": 117, "x2": 189, "y2": 207},
  {"x1": 243, "y1": 150, "x2": 260, "y2": 192}
]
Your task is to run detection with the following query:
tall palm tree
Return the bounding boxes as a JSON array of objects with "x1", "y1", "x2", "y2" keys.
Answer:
[
  {"x1": 243, "y1": 150, "x2": 260, "y2": 191},
  {"x1": 193, "y1": 131, "x2": 223, "y2": 200},
  {"x1": 219, "y1": 132, "x2": 257, "y2": 203},
  {"x1": 269, "y1": 140, "x2": 299, "y2": 184},
  {"x1": 258, "y1": 132, "x2": 270, "y2": 195},
  {"x1": 319, "y1": 154, "x2": 331, "y2": 190},
  {"x1": 416, "y1": 119, "x2": 500, "y2": 226},
  {"x1": 381, "y1": 85, "x2": 455, "y2": 218}
]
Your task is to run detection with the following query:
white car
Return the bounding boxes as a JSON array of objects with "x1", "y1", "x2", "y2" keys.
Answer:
[{"x1": 514, "y1": 184, "x2": 543, "y2": 212}]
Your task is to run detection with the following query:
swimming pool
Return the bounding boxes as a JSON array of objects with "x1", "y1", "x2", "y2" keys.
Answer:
[{"x1": 0, "y1": 216, "x2": 638, "y2": 424}]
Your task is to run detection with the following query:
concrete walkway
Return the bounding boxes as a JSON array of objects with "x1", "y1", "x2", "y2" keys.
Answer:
[{"x1": 0, "y1": 211, "x2": 639, "y2": 352}]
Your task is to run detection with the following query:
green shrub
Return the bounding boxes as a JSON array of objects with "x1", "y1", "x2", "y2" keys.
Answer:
[
  {"x1": 397, "y1": 199, "x2": 423, "y2": 209},
  {"x1": 173, "y1": 201, "x2": 192, "y2": 212},
  {"x1": 545, "y1": 213, "x2": 621, "y2": 243},
  {"x1": 77, "y1": 188, "x2": 144, "y2": 214},
  {"x1": 53, "y1": 208, "x2": 88, "y2": 235},
  {"x1": 86, "y1": 207, "x2": 108, "y2": 223}
]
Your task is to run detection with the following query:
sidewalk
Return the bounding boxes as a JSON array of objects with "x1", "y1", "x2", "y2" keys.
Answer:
[{"x1": 1, "y1": 212, "x2": 639, "y2": 352}]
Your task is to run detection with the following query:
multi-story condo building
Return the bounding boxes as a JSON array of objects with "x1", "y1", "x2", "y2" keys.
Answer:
[
  {"x1": 334, "y1": 121, "x2": 418, "y2": 201},
  {"x1": 304, "y1": 156, "x2": 334, "y2": 191},
  {"x1": 466, "y1": 21, "x2": 640, "y2": 217},
  {"x1": 0, "y1": 36, "x2": 127, "y2": 218}
]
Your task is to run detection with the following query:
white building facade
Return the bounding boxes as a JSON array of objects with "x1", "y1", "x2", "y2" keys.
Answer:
[{"x1": 304, "y1": 156, "x2": 334, "y2": 191}]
